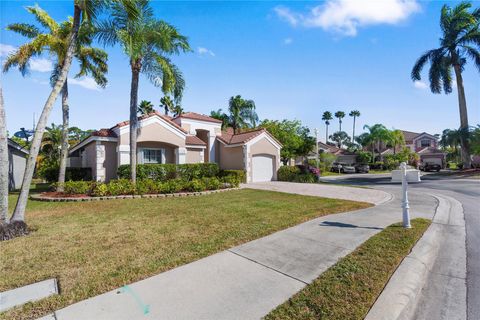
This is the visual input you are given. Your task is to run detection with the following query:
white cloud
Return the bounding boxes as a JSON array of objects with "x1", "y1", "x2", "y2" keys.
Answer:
[
  {"x1": 68, "y1": 77, "x2": 101, "y2": 91},
  {"x1": 29, "y1": 58, "x2": 53, "y2": 72},
  {"x1": 414, "y1": 80, "x2": 428, "y2": 89},
  {"x1": 197, "y1": 47, "x2": 215, "y2": 57},
  {"x1": 0, "y1": 43, "x2": 16, "y2": 57},
  {"x1": 283, "y1": 37, "x2": 293, "y2": 45},
  {"x1": 274, "y1": 0, "x2": 420, "y2": 36}
]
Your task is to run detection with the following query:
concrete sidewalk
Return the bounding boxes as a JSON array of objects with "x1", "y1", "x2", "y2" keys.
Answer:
[{"x1": 42, "y1": 184, "x2": 435, "y2": 320}]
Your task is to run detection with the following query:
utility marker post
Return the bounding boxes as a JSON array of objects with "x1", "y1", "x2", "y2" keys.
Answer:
[
  {"x1": 400, "y1": 162, "x2": 411, "y2": 228},
  {"x1": 314, "y1": 128, "x2": 320, "y2": 182}
]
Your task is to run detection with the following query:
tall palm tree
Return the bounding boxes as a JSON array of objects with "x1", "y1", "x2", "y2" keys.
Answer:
[
  {"x1": 411, "y1": 2, "x2": 480, "y2": 168},
  {"x1": 160, "y1": 96, "x2": 174, "y2": 116},
  {"x1": 389, "y1": 129, "x2": 405, "y2": 154},
  {"x1": 227, "y1": 95, "x2": 258, "y2": 134},
  {"x1": 3, "y1": 0, "x2": 105, "y2": 223},
  {"x1": 4, "y1": 5, "x2": 108, "y2": 192},
  {"x1": 363, "y1": 124, "x2": 390, "y2": 161},
  {"x1": 97, "y1": 0, "x2": 190, "y2": 183},
  {"x1": 334, "y1": 111, "x2": 345, "y2": 132},
  {"x1": 138, "y1": 100, "x2": 154, "y2": 115},
  {"x1": 322, "y1": 111, "x2": 333, "y2": 142},
  {"x1": 349, "y1": 110, "x2": 360, "y2": 142},
  {"x1": 0, "y1": 86, "x2": 8, "y2": 224}
]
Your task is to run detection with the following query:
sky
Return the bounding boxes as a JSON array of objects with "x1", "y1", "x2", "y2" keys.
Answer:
[{"x1": 1, "y1": 0, "x2": 479, "y2": 142}]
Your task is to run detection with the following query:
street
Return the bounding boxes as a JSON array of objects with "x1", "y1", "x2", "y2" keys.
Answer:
[{"x1": 323, "y1": 173, "x2": 479, "y2": 319}]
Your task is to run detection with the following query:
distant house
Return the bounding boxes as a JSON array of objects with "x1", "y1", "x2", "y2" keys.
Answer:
[
  {"x1": 297, "y1": 142, "x2": 357, "y2": 165},
  {"x1": 67, "y1": 112, "x2": 282, "y2": 183},
  {"x1": 7, "y1": 138, "x2": 28, "y2": 191}
]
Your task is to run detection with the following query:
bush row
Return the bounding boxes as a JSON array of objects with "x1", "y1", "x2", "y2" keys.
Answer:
[
  {"x1": 117, "y1": 163, "x2": 220, "y2": 181},
  {"x1": 277, "y1": 166, "x2": 317, "y2": 183},
  {"x1": 40, "y1": 167, "x2": 92, "y2": 183},
  {"x1": 54, "y1": 176, "x2": 240, "y2": 197},
  {"x1": 218, "y1": 169, "x2": 246, "y2": 183}
]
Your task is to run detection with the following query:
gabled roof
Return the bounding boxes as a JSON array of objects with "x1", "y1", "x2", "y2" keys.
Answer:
[
  {"x1": 218, "y1": 128, "x2": 281, "y2": 147},
  {"x1": 115, "y1": 111, "x2": 188, "y2": 134},
  {"x1": 7, "y1": 138, "x2": 29, "y2": 155},
  {"x1": 417, "y1": 147, "x2": 446, "y2": 154},
  {"x1": 186, "y1": 135, "x2": 207, "y2": 146},
  {"x1": 91, "y1": 128, "x2": 117, "y2": 138},
  {"x1": 401, "y1": 130, "x2": 420, "y2": 142},
  {"x1": 174, "y1": 112, "x2": 223, "y2": 124}
]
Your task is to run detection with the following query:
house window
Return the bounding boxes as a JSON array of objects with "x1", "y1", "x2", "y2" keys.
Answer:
[
  {"x1": 420, "y1": 139, "x2": 431, "y2": 148},
  {"x1": 142, "y1": 149, "x2": 163, "y2": 164}
]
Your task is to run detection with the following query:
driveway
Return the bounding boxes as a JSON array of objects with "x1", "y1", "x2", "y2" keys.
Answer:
[{"x1": 243, "y1": 181, "x2": 392, "y2": 205}]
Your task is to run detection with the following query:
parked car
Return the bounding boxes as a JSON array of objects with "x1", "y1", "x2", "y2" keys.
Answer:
[
  {"x1": 330, "y1": 162, "x2": 344, "y2": 172},
  {"x1": 419, "y1": 162, "x2": 441, "y2": 172},
  {"x1": 355, "y1": 164, "x2": 370, "y2": 173},
  {"x1": 341, "y1": 165, "x2": 356, "y2": 174}
]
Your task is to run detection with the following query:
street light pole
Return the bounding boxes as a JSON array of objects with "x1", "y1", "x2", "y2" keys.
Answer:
[
  {"x1": 314, "y1": 128, "x2": 320, "y2": 182},
  {"x1": 400, "y1": 162, "x2": 411, "y2": 228}
]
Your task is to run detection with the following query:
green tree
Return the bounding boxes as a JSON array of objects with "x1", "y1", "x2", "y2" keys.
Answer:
[
  {"x1": 334, "y1": 111, "x2": 345, "y2": 132},
  {"x1": 260, "y1": 119, "x2": 315, "y2": 165},
  {"x1": 138, "y1": 100, "x2": 154, "y2": 115},
  {"x1": 470, "y1": 125, "x2": 480, "y2": 155},
  {"x1": 97, "y1": 0, "x2": 190, "y2": 182},
  {"x1": 322, "y1": 111, "x2": 333, "y2": 142},
  {"x1": 349, "y1": 110, "x2": 360, "y2": 142},
  {"x1": 210, "y1": 109, "x2": 229, "y2": 130},
  {"x1": 329, "y1": 131, "x2": 350, "y2": 148},
  {"x1": 389, "y1": 129, "x2": 406, "y2": 154},
  {"x1": 363, "y1": 124, "x2": 391, "y2": 161},
  {"x1": 411, "y1": 2, "x2": 480, "y2": 168},
  {"x1": 160, "y1": 95, "x2": 174, "y2": 116},
  {"x1": 223, "y1": 95, "x2": 259, "y2": 134},
  {"x1": 3, "y1": 0, "x2": 105, "y2": 224},
  {"x1": 4, "y1": 4, "x2": 108, "y2": 193}
]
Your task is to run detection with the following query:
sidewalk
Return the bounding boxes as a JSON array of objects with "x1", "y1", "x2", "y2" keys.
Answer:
[{"x1": 41, "y1": 183, "x2": 436, "y2": 320}]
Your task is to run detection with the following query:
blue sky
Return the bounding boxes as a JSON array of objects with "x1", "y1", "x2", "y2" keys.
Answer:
[{"x1": 1, "y1": 0, "x2": 479, "y2": 141}]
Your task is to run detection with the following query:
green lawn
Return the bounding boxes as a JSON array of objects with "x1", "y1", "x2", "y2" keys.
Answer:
[
  {"x1": 1, "y1": 189, "x2": 370, "y2": 320},
  {"x1": 265, "y1": 218, "x2": 431, "y2": 320}
]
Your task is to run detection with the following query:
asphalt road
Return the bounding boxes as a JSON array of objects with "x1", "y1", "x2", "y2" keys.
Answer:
[{"x1": 324, "y1": 173, "x2": 479, "y2": 320}]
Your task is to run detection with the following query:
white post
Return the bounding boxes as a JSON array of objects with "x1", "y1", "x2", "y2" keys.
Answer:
[
  {"x1": 314, "y1": 128, "x2": 320, "y2": 182},
  {"x1": 400, "y1": 162, "x2": 411, "y2": 228}
]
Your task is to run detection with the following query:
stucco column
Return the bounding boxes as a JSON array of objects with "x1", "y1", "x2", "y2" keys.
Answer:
[
  {"x1": 208, "y1": 133, "x2": 216, "y2": 163},
  {"x1": 200, "y1": 149, "x2": 205, "y2": 163},
  {"x1": 243, "y1": 144, "x2": 250, "y2": 183},
  {"x1": 95, "y1": 142, "x2": 106, "y2": 182},
  {"x1": 176, "y1": 147, "x2": 186, "y2": 164},
  {"x1": 117, "y1": 145, "x2": 130, "y2": 166}
]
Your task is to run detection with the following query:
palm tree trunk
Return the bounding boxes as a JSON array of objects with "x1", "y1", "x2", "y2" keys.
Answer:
[
  {"x1": 129, "y1": 62, "x2": 141, "y2": 183},
  {"x1": 339, "y1": 120, "x2": 342, "y2": 132},
  {"x1": 453, "y1": 64, "x2": 471, "y2": 168},
  {"x1": 0, "y1": 86, "x2": 9, "y2": 224},
  {"x1": 325, "y1": 124, "x2": 329, "y2": 143},
  {"x1": 57, "y1": 80, "x2": 69, "y2": 192},
  {"x1": 10, "y1": 5, "x2": 81, "y2": 222},
  {"x1": 352, "y1": 116, "x2": 356, "y2": 142}
]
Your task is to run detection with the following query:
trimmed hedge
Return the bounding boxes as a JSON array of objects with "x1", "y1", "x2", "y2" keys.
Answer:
[
  {"x1": 40, "y1": 167, "x2": 92, "y2": 183},
  {"x1": 54, "y1": 176, "x2": 239, "y2": 197},
  {"x1": 117, "y1": 163, "x2": 219, "y2": 182},
  {"x1": 278, "y1": 166, "x2": 301, "y2": 181},
  {"x1": 219, "y1": 170, "x2": 246, "y2": 183},
  {"x1": 278, "y1": 165, "x2": 317, "y2": 183}
]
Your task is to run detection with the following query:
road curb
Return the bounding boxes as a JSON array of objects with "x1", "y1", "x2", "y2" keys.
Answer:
[{"x1": 365, "y1": 194, "x2": 466, "y2": 320}]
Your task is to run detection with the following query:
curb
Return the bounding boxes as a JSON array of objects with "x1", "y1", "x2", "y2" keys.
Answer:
[
  {"x1": 29, "y1": 188, "x2": 240, "y2": 202},
  {"x1": 365, "y1": 194, "x2": 466, "y2": 320}
]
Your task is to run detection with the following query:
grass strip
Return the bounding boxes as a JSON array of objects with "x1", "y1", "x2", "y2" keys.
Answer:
[
  {"x1": 265, "y1": 218, "x2": 431, "y2": 320},
  {"x1": 1, "y1": 189, "x2": 370, "y2": 320}
]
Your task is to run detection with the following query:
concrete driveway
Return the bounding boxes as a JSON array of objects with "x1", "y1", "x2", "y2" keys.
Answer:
[{"x1": 243, "y1": 181, "x2": 393, "y2": 205}]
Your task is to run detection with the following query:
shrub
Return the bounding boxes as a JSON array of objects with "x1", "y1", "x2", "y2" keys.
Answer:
[
  {"x1": 117, "y1": 163, "x2": 219, "y2": 181},
  {"x1": 92, "y1": 183, "x2": 108, "y2": 197},
  {"x1": 277, "y1": 166, "x2": 301, "y2": 181},
  {"x1": 40, "y1": 167, "x2": 92, "y2": 183},
  {"x1": 61, "y1": 181, "x2": 93, "y2": 195},
  {"x1": 203, "y1": 177, "x2": 221, "y2": 190},
  {"x1": 184, "y1": 179, "x2": 206, "y2": 192},
  {"x1": 106, "y1": 179, "x2": 136, "y2": 196},
  {"x1": 219, "y1": 170, "x2": 246, "y2": 183},
  {"x1": 356, "y1": 151, "x2": 372, "y2": 164},
  {"x1": 160, "y1": 179, "x2": 184, "y2": 194},
  {"x1": 293, "y1": 173, "x2": 316, "y2": 183},
  {"x1": 221, "y1": 175, "x2": 240, "y2": 188}
]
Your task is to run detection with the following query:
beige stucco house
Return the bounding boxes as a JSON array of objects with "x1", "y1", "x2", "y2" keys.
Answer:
[{"x1": 68, "y1": 112, "x2": 281, "y2": 183}]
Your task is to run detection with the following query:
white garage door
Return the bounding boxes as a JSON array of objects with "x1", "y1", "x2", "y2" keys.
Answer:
[{"x1": 252, "y1": 155, "x2": 274, "y2": 182}]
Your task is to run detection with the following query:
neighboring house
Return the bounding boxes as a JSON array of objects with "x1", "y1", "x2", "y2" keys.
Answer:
[
  {"x1": 67, "y1": 112, "x2": 281, "y2": 183},
  {"x1": 296, "y1": 142, "x2": 356, "y2": 165},
  {"x1": 7, "y1": 138, "x2": 28, "y2": 191}
]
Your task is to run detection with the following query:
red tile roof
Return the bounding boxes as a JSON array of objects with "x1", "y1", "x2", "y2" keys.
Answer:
[
  {"x1": 115, "y1": 111, "x2": 188, "y2": 134},
  {"x1": 218, "y1": 128, "x2": 282, "y2": 146},
  {"x1": 186, "y1": 135, "x2": 207, "y2": 146},
  {"x1": 175, "y1": 112, "x2": 223, "y2": 124},
  {"x1": 91, "y1": 128, "x2": 117, "y2": 138}
]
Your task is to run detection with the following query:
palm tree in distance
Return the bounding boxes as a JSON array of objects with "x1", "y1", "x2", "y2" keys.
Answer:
[
  {"x1": 96, "y1": 0, "x2": 190, "y2": 183},
  {"x1": 138, "y1": 100, "x2": 154, "y2": 115},
  {"x1": 4, "y1": 5, "x2": 108, "y2": 192},
  {"x1": 389, "y1": 129, "x2": 406, "y2": 154},
  {"x1": 334, "y1": 111, "x2": 345, "y2": 132},
  {"x1": 2, "y1": 0, "x2": 105, "y2": 224},
  {"x1": 349, "y1": 110, "x2": 361, "y2": 143},
  {"x1": 363, "y1": 124, "x2": 390, "y2": 161},
  {"x1": 411, "y1": 2, "x2": 480, "y2": 168},
  {"x1": 160, "y1": 96, "x2": 174, "y2": 116},
  {"x1": 227, "y1": 95, "x2": 258, "y2": 134},
  {"x1": 210, "y1": 109, "x2": 229, "y2": 130},
  {"x1": 322, "y1": 111, "x2": 333, "y2": 142}
]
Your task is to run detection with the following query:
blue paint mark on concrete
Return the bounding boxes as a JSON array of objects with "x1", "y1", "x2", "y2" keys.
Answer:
[{"x1": 120, "y1": 285, "x2": 150, "y2": 315}]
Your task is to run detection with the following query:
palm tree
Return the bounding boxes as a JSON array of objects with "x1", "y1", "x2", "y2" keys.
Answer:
[
  {"x1": 96, "y1": 0, "x2": 190, "y2": 183},
  {"x1": 322, "y1": 111, "x2": 333, "y2": 142},
  {"x1": 226, "y1": 95, "x2": 258, "y2": 134},
  {"x1": 349, "y1": 110, "x2": 360, "y2": 142},
  {"x1": 363, "y1": 124, "x2": 390, "y2": 161},
  {"x1": 3, "y1": 0, "x2": 104, "y2": 224},
  {"x1": 210, "y1": 109, "x2": 229, "y2": 130},
  {"x1": 0, "y1": 86, "x2": 8, "y2": 224},
  {"x1": 329, "y1": 131, "x2": 350, "y2": 148},
  {"x1": 160, "y1": 96, "x2": 174, "y2": 116},
  {"x1": 334, "y1": 111, "x2": 345, "y2": 132},
  {"x1": 4, "y1": 5, "x2": 108, "y2": 192},
  {"x1": 390, "y1": 129, "x2": 405, "y2": 154},
  {"x1": 138, "y1": 100, "x2": 154, "y2": 115},
  {"x1": 441, "y1": 128, "x2": 463, "y2": 162},
  {"x1": 411, "y1": 2, "x2": 479, "y2": 168}
]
